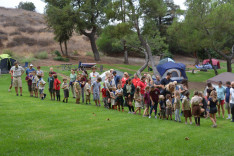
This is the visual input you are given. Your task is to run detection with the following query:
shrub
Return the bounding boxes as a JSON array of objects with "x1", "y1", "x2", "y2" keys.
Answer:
[
  {"x1": 3, "y1": 49, "x2": 14, "y2": 57},
  {"x1": 86, "y1": 51, "x2": 94, "y2": 57},
  {"x1": 54, "y1": 50, "x2": 61, "y2": 57},
  {"x1": 19, "y1": 57, "x2": 37, "y2": 63},
  {"x1": 53, "y1": 56, "x2": 69, "y2": 62},
  {"x1": 34, "y1": 51, "x2": 48, "y2": 59}
]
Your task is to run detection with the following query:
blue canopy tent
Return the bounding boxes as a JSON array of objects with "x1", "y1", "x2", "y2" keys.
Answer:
[
  {"x1": 158, "y1": 58, "x2": 175, "y2": 65},
  {"x1": 157, "y1": 62, "x2": 187, "y2": 82}
]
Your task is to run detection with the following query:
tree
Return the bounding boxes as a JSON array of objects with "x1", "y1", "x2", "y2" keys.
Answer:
[
  {"x1": 45, "y1": 0, "x2": 74, "y2": 56},
  {"x1": 168, "y1": 0, "x2": 234, "y2": 72},
  {"x1": 17, "y1": 2, "x2": 36, "y2": 12},
  {"x1": 73, "y1": 0, "x2": 111, "y2": 61}
]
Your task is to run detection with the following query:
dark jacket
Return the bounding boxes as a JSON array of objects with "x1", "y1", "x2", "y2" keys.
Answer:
[{"x1": 123, "y1": 83, "x2": 135, "y2": 97}]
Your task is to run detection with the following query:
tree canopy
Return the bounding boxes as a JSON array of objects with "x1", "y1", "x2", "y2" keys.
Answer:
[{"x1": 17, "y1": 2, "x2": 36, "y2": 12}]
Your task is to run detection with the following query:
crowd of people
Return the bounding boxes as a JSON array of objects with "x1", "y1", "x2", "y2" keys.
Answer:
[{"x1": 9, "y1": 62, "x2": 234, "y2": 128}]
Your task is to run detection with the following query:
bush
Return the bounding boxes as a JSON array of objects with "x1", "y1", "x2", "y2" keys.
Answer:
[
  {"x1": 3, "y1": 49, "x2": 14, "y2": 57},
  {"x1": 86, "y1": 51, "x2": 94, "y2": 57},
  {"x1": 54, "y1": 50, "x2": 61, "y2": 57},
  {"x1": 34, "y1": 51, "x2": 48, "y2": 59},
  {"x1": 19, "y1": 57, "x2": 37, "y2": 63},
  {"x1": 53, "y1": 56, "x2": 69, "y2": 62},
  {"x1": 162, "y1": 51, "x2": 173, "y2": 59}
]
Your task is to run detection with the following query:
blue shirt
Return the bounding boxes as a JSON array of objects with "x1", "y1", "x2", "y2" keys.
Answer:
[
  {"x1": 216, "y1": 86, "x2": 226, "y2": 100},
  {"x1": 26, "y1": 68, "x2": 36, "y2": 75},
  {"x1": 114, "y1": 75, "x2": 120, "y2": 87},
  {"x1": 92, "y1": 81, "x2": 101, "y2": 93},
  {"x1": 225, "y1": 87, "x2": 231, "y2": 103}
]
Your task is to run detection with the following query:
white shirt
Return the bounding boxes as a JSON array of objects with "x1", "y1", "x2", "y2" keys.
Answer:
[
  {"x1": 90, "y1": 72, "x2": 100, "y2": 84},
  {"x1": 230, "y1": 88, "x2": 234, "y2": 104},
  {"x1": 105, "y1": 79, "x2": 115, "y2": 90},
  {"x1": 37, "y1": 70, "x2": 44, "y2": 76},
  {"x1": 38, "y1": 78, "x2": 46, "y2": 89},
  {"x1": 10, "y1": 66, "x2": 24, "y2": 77}
]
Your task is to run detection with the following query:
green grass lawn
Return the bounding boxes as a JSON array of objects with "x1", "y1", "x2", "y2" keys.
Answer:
[{"x1": 0, "y1": 66, "x2": 234, "y2": 155}]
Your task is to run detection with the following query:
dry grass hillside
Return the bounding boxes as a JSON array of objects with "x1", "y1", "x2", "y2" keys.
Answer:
[{"x1": 0, "y1": 7, "x2": 91, "y2": 56}]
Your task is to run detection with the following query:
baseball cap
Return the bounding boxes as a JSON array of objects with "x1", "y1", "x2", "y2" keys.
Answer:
[{"x1": 30, "y1": 64, "x2": 33, "y2": 67}]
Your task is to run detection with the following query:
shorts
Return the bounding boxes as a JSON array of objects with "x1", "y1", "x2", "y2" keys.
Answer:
[
  {"x1": 144, "y1": 103, "x2": 150, "y2": 109},
  {"x1": 13, "y1": 77, "x2": 22, "y2": 88},
  {"x1": 225, "y1": 102, "x2": 230, "y2": 110},
  {"x1": 116, "y1": 96, "x2": 124, "y2": 106},
  {"x1": 166, "y1": 107, "x2": 172, "y2": 116},
  {"x1": 93, "y1": 92, "x2": 100, "y2": 100},
  {"x1": 32, "y1": 83, "x2": 36, "y2": 91},
  {"x1": 49, "y1": 88, "x2": 55, "y2": 93},
  {"x1": 64, "y1": 89, "x2": 69, "y2": 98},
  {"x1": 126, "y1": 93, "x2": 133, "y2": 102},
  {"x1": 160, "y1": 109, "x2": 166, "y2": 117},
  {"x1": 39, "y1": 89, "x2": 44, "y2": 95},
  {"x1": 184, "y1": 110, "x2": 192, "y2": 118},
  {"x1": 86, "y1": 95, "x2": 90, "y2": 100},
  {"x1": 192, "y1": 105, "x2": 201, "y2": 116},
  {"x1": 210, "y1": 107, "x2": 217, "y2": 114},
  {"x1": 11, "y1": 79, "x2": 13, "y2": 85},
  {"x1": 218, "y1": 99, "x2": 225, "y2": 105},
  {"x1": 28, "y1": 85, "x2": 32, "y2": 92},
  {"x1": 106, "y1": 91, "x2": 110, "y2": 98}
]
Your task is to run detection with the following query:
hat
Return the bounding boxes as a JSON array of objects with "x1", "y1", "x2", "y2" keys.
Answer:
[{"x1": 30, "y1": 64, "x2": 33, "y2": 67}]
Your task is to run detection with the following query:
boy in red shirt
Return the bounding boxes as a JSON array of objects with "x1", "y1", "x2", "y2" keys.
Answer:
[
  {"x1": 53, "y1": 75, "x2": 61, "y2": 101},
  {"x1": 132, "y1": 74, "x2": 140, "y2": 88},
  {"x1": 137, "y1": 76, "x2": 147, "y2": 108},
  {"x1": 102, "y1": 83, "x2": 108, "y2": 108}
]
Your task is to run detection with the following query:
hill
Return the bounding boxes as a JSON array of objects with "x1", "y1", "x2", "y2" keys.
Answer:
[{"x1": 0, "y1": 7, "x2": 91, "y2": 56}]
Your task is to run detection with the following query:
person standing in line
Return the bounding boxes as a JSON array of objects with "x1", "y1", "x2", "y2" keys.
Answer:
[
  {"x1": 182, "y1": 91, "x2": 192, "y2": 125},
  {"x1": 149, "y1": 86, "x2": 160, "y2": 119},
  {"x1": 174, "y1": 91, "x2": 181, "y2": 122},
  {"x1": 10, "y1": 62, "x2": 25, "y2": 96},
  {"x1": 225, "y1": 81, "x2": 231, "y2": 120},
  {"x1": 26, "y1": 64, "x2": 35, "y2": 76},
  {"x1": 216, "y1": 81, "x2": 226, "y2": 118},
  {"x1": 229, "y1": 82, "x2": 234, "y2": 122},
  {"x1": 113, "y1": 71, "x2": 120, "y2": 88},
  {"x1": 123, "y1": 79, "x2": 135, "y2": 113},
  {"x1": 85, "y1": 79, "x2": 91, "y2": 105},
  {"x1": 91, "y1": 77, "x2": 102, "y2": 106},
  {"x1": 191, "y1": 91, "x2": 202, "y2": 126},
  {"x1": 48, "y1": 72, "x2": 55, "y2": 100},
  {"x1": 37, "y1": 75, "x2": 46, "y2": 100},
  {"x1": 89, "y1": 66, "x2": 100, "y2": 85},
  {"x1": 36, "y1": 66, "x2": 44, "y2": 77},
  {"x1": 137, "y1": 76, "x2": 147, "y2": 109},
  {"x1": 25, "y1": 72, "x2": 33, "y2": 97},
  {"x1": 74, "y1": 76, "x2": 82, "y2": 104},
  {"x1": 160, "y1": 72, "x2": 172, "y2": 87},
  {"x1": 53, "y1": 75, "x2": 61, "y2": 101},
  {"x1": 121, "y1": 72, "x2": 129, "y2": 88},
  {"x1": 61, "y1": 78, "x2": 69, "y2": 103},
  {"x1": 32, "y1": 71, "x2": 39, "y2": 98},
  {"x1": 208, "y1": 90, "x2": 218, "y2": 128},
  {"x1": 132, "y1": 74, "x2": 140, "y2": 89},
  {"x1": 69, "y1": 69, "x2": 77, "y2": 98}
]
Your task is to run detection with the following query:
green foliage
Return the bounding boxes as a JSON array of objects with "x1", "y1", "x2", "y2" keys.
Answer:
[
  {"x1": 19, "y1": 57, "x2": 37, "y2": 63},
  {"x1": 53, "y1": 56, "x2": 69, "y2": 62},
  {"x1": 34, "y1": 51, "x2": 48, "y2": 59},
  {"x1": 86, "y1": 52, "x2": 94, "y2": 57},
  {"x1": 53, "y1": 50, "x2": 61, "y2": 57},
  {"x1": 17, "y1": 1, "x2": 36, "y2": 12},
  {"x1": 2, "y1": 49, "x2": 14, "y2": 57}
]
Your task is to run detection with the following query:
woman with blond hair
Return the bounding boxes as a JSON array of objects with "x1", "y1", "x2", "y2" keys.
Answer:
[
  {"x1": 208, "y1": 90, "x2": 218, "y2": 127},
  {"x1": 146, "y1": 74, "x2": 153, "y2": 87}
]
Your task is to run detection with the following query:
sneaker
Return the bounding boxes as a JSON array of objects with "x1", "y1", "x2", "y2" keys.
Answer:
[
  {"x1": 155, "y1": 116, "x2": 157, "y2": 119},
  {"x1": 128, "y1": 111, "x2": 132, "y2": 114},
  {"x1": 20, "y1": 94, "x2": 22, "y2": 96},
  {"x1": 149, "y1": 116, "x2": 151, "y2": 119},
  {"x1": 8, "y1": 89, "x2": 11, "y2": 92},
  {"x1": 16, "y1": 94, "x2": 18, "y2": 96},
  {"x1": 185, "y1": 122, "x2": 188, "y2": 125},
  {"x1": 133, "y1": 112, "x2": 136, "y2": 114},
  {"x1": 44, "y1": 94, "x2": 47, "y2": 99},
  {"x1": 226, "y1": 117, "x2": 231, "y2": 120}
]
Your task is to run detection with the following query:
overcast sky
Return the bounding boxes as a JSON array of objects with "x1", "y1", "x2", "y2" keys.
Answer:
[{"x1": 0, "y1": 0, "x2": 186, "y2": 14}]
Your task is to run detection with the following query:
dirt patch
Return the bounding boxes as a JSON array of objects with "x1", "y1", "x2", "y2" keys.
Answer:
[{"x1": 188, "y1": 82, "x2": 206, "y2": 91}]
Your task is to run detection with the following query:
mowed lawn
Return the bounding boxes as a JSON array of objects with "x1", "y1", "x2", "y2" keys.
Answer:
[{"x1": 0, "y1": 66, "x2": 234, "y2": 155}]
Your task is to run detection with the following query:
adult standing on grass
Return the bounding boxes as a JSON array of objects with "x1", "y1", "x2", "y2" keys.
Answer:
[
  {"x1": 10, "y1": 62, "x2": 24, "y2": 96},
  {"x1": 132, "y1": 74, "x2": 140, "y2": 89},
  {"x1": 113, "y1": 71, "x2": 120, "y2": 87},
  {"x1": 69, "y1": 69, "x2": 77, "y2": 98},
  {"x1": 216, "y1": 81, "x2": 226, "y2": 118},
  {"x1": 105, "y1": 74, "x2": 116, "y2": 108},
  {"x1": 208, "y1": 91, "x2": 218, "y2": 128},
  {"x1": 26, "y1": 64, "x2": 35, "y2": 75},
  {"x1": 225, "y1": 81, "x2": 231, "y2": 120},
  {"x1": 123, "y1": 79, "x2": 135, "y2": 113},
  {"x1": 154, "y1": 75, "x2": 163, "y2": 91},
  {"x1": 121, "y1": 72, "x2": 129, "y2": 88},
  {"x1": 90, "y1": 66, "x2": 99, "y2": 84},
  {"x1": 229, "y1": 81, "x2": 234, "y2": 122},
  {"x1": 36, "y1": 66, "x2": 44, "y2": 77},
  {"x1": 80, "y1": 74, "x2": 87, "y2": 103},
  {"x1": 137, "y1": 76, "x2": 147, "y2": 108},
  {"x1": 160, "y1": 72, "x2": 172, "y2": 87}
]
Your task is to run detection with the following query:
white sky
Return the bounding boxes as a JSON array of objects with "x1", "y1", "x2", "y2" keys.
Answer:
[{"x1": 0, "y1": 0, "x2": 186, "y2": 14}]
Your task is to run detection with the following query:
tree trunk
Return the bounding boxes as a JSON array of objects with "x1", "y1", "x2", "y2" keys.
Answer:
[
  {"x1": 89, "y1": 35, "x2": 100, "y2": 61},
  {"x1": 136, "y1": 49, "x2": 149, "y2": 78},
  {"x1": 226, "y1": 58, "x2": 232, "y2": 73},
  {"x1": 59, "y1": 41, "x2": 64, "y2": 55},
  {"x1": 64, "y1": 41, "x2": 68, "y2": 56},
  {"x1": 208, "y1": 52, "x2": 218, "y2": 75},
  {"x1": 194, "y1": 51, "x2": 199, "y2": 65},
  {"x1": 123, "y1": 41, "x2": 129, "y2": 64}
]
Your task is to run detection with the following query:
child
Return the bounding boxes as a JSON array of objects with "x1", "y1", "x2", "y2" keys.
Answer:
[
  {"x1": 191, "y1": 91, "x2": 202, "y2": 126},
  {"x1": 208, "y1": 90, "x2": 218, "y2": 128},
  {"x1": 25, "y1": 72, "x2": 33, "y2": 97},
  {"x1": 32, "y1": 71, "x2": 39, "y2": 98},
  {"x1": 61, "y1": 78, "x2": 69, "y2": 103},
  {"x1": 182, "y1": 91, "x2": 192, "y2": 124},
  {"x1": 101, "y1": 83, "x2": 108, "y2": 108},
  {"x1": 133, "y1": 87, "x2": 142, "y2": 115},
  {"x1": 143, "y1": 86, "x2": 151, "y2": 117},
  {"x1": 149, "y1": 86, "x2": 160, "y2": 119},
  {"x1": 174, "y1": 91, "x2": 181, "y2": 122},
  {"x1": 91, "y1": 77, "x2": 102, "y2": 106},
  {"x1": 116, "y1": 84, "x2": 124, "y2": 112},
  {"x1": 159, "y1": 95, "x2": 166, "y2": 119},
  {"x1": 48, "y1": 72, "x2": 55, "y2": 100},
  {"x1": 37, "y1": 75, "x2": 46, "y2": 100},
  {"x1": 53, "y1": 75, "x2": 61, "y2": 101},
  {"x1": 198, "y1": 91, "x2": 207, "y2": 118},
  {"x1": 225, "y1": 81, "x2": 231, "y2": 120},
  {"x1": 166, "y1": 94, "x2": 173, "y2": 120},
  {"x1": 110, "y1": 88, "x2": 117, "y2": 110},
  {"x1": 74, "y1": 76, "x2": 82, "y2": 104},
  {"x1": 85, "y1": 79, "x2": 91, "y2": 105}
]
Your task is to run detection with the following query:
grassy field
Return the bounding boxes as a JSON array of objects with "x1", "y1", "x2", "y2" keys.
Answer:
[{"x1": 0, "y1": 64, "x2": 234, "y2": 155}]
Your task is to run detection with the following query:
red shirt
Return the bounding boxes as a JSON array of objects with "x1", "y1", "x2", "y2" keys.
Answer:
[
  {"x1": 137, "y1": 81, "x2": 147, "y2": 95},
  {"x1": 102, "y1": 88, "x2": 107, "y2": 98},
  {"x1": 132, "y1": 78, "x2": 140, "y2": 88},
  {"x1": 121, "y1": 77, "x2": 128, "y2": 88},
  {"x1": 54, "y1": 78, "x2": 61, "y2": 90},
  {"x1": 149, "y1": 88, "x2": 160, "y2": 102}
]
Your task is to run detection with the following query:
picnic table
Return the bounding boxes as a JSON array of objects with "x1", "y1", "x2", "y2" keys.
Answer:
[
  {"x1": 79, "y1": 62, "x2": 96, "y2": 70},
  {"x1": 61, "y1": 63, "x2": 72, "y2": 71}
]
